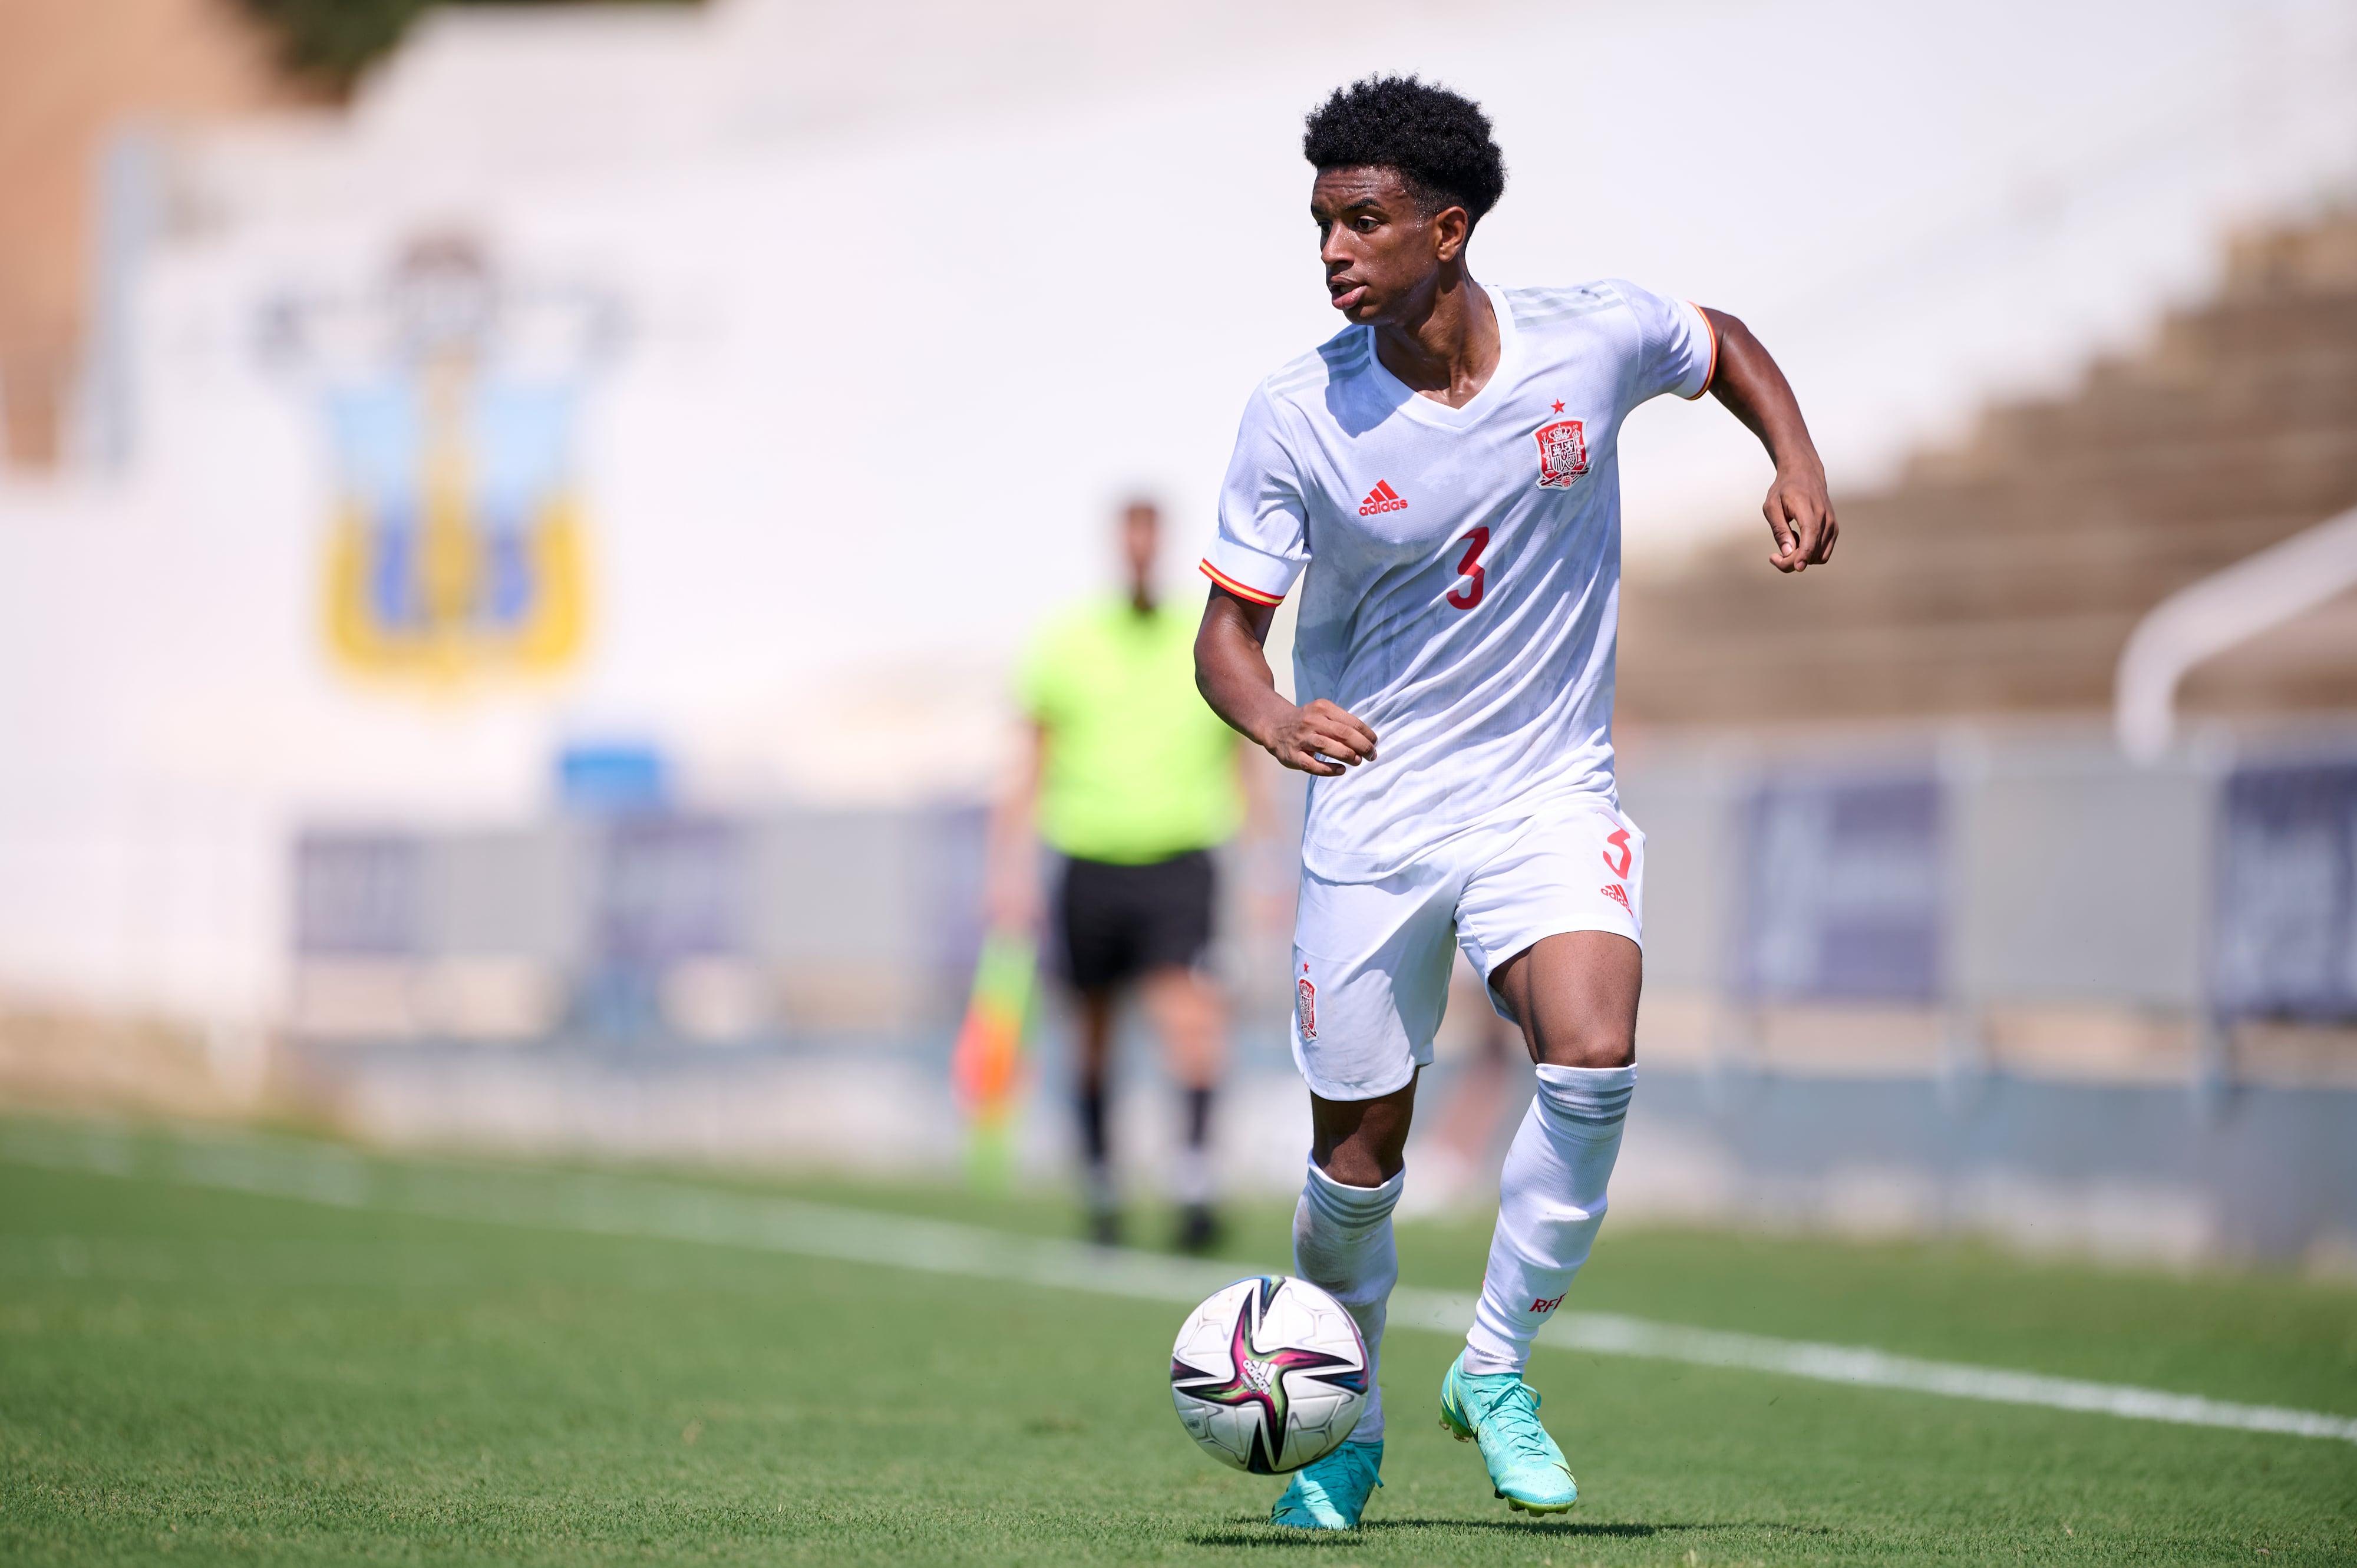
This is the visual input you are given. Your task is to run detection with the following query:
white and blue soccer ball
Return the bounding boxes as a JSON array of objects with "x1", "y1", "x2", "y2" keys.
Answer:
[{"x1": 1168, "y1": 1275, "x2": 1368, "y2": 1474}]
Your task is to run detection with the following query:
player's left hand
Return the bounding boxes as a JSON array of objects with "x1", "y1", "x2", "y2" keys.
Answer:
[{"x1": 1764, "y1": 460, "x2": 1837, "y2": 573}]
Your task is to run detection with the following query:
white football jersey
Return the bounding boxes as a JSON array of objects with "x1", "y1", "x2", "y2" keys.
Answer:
[{"x1": 1201, "y1": 279, "x2": 1716, "y2": 882}]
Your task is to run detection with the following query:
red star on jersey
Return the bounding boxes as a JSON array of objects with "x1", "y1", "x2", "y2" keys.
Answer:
[{"x1": 1551, "y1": 400, "x2": 1566, "y2": 414}]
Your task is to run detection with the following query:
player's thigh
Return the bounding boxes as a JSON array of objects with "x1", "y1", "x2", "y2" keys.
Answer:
[
  {"x1": 1290, "y1": 863, "x2": 1458, "y2": 1104},
  {"x1": 1134, "y1": 850, "x2": 1217, "y2": 975},
  {"x1": 1059, "y1": 857, "x2": 1150, "y2": 994},
  {"x1": 1130, "y1": 854, "x2": 1221, "y2": 1079},
  {"x1": 1490, "y1": 930, "x2": 1640, "y2": 1068},
  {"x1": 1456, "y1": 803, "x2": 1646, "y2": 1068},
  {"x1": 1138, "y1": 966, "x2": 1223, "y2": 1085}
]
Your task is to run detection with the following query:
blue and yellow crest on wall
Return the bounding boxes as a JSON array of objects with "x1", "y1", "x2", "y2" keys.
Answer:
[{"x1": 266, "y1": 236, "x2": 620, "y2": 683}]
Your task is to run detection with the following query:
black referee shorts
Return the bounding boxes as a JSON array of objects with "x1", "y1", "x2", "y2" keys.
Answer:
[{"x1": 1053, "y1": 850, "x2": 1217, "y2": 994}]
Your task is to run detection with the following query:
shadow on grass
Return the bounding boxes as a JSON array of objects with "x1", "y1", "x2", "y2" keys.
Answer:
[
  {"x1": 1187, "y1": 1518, "x2": 1676, "y2": 1548},
  {"x1": 1188, "y1": 1518, "x2": 1844, "y2": 1550}
]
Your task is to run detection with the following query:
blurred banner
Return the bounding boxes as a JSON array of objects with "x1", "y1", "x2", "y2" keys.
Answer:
[
  {"x1": 2214, "y1": 762, "x2": 2357, "y2": 1022},
  {"x1": 1737, "y1": 775, "x2": 1945, "y2": 1005}
]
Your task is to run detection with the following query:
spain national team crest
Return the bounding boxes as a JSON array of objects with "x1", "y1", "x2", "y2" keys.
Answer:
[
  {"x1": 1534, "y1": 418, "x2": 1589, "y2": 490},
  {"x1": 263, "y1": 234, "x2": 622, "y2": 684}
]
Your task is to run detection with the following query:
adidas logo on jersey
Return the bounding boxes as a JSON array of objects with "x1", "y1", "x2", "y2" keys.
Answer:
[{"x1": 1358, "y1": 481, "x2": 1407, "y2": 516}]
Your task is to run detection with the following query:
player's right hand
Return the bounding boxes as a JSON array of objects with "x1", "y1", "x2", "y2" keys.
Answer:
[
  {"x1": 1263, "y1": 699, "x2": 1378, "y2": 776},
  {"x1": 983, "y1": 866, "x2": 1043, "y2": 935},
  {"x1": 1764, "y1": 458, "x2": 1838, "y2": 574}
]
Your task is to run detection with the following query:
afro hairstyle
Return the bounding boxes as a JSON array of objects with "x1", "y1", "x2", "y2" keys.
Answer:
[{"x1": 1302, "y1": 75, "x2": 1507, "y2": 227}]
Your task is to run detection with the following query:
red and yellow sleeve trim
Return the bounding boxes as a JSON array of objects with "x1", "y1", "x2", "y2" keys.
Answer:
[
  {"x1": 1682, "y1": 300, "x2": 1719, "y2": 400},
  {"x1": 1200, "y1": 559, "x2": 1285, "y2": 606}
]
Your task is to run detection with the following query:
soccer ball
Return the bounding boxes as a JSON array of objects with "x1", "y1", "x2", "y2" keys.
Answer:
[{"x1": 1168, "y1": 1275, "x2": 1368, "y2": 1474}]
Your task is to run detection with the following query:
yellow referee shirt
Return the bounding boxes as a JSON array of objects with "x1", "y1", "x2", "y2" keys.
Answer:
[{"x1": 1018, "y1": 597, "x2": 1242, "y2": 864}]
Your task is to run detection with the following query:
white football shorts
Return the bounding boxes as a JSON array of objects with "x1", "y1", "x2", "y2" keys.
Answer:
[{"x1": 1289, "y1": 797, "x2": 1644, "y2": 1101}]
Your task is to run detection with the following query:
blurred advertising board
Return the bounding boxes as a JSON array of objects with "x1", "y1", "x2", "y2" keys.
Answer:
[
  {"x1": 2213, "y1": 762, "x2": 2357, "y2": 1022},
  {"x1": 1734, "y1": 774, "x2": 1945, "y2": 1004}
]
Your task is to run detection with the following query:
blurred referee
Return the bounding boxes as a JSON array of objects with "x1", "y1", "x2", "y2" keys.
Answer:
[{"x1": 989, "y1": 498, "x2": 1252, "y2": 1251}]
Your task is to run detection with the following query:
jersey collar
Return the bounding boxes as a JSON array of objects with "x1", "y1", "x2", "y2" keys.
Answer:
[{"x1": 1360, "y1": 281, "x2": 1523, "y2": 431}]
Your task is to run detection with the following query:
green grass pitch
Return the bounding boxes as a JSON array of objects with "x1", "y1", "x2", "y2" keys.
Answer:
[{"x1": 2, "y1": 1120, "x2": 2353, "y2": 1564}]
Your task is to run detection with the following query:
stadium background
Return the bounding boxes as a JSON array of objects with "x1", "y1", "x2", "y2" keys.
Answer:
[{"x1": 2, "y1": 0, "x2": 2356, "y2": 1271}]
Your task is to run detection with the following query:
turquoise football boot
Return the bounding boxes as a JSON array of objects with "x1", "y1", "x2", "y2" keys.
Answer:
[
  {"x1": 1438, "y1": 1351, "x2": 1577, "y2": 1513},
  {"x1": 1269, "y1": 1438, "x2": 1383, "y2": 1530}
]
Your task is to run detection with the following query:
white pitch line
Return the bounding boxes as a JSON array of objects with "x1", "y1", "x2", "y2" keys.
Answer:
[{"x1": 5, "y1": 1120, "x2": 2353, "y2": 1446}]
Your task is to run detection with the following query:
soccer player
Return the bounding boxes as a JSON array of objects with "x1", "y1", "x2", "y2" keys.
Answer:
[
  {"x1": 1193, "y1": 77, "x2": 1837, "y2": 1527},
  {"x1": 990, "y1": 499, "x2": 1260, "y2": 1252}
]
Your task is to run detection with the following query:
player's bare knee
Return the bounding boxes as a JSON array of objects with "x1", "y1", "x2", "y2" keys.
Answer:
[
  {"x1": 1531, "y1": 1019, "x2": 1635, "y2": 1071},
  {"x1": 1310, "y1": 1085, "x2": 1414, "y2": 1186},
  {"x1": 1310, "y1": 1114, "x2": 1410, "y2": 1186},
  {"x1": 1314, "y1": 1144, "x2": 1402, "y2": 1188}
]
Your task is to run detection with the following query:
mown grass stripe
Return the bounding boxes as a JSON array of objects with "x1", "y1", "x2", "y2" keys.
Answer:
[{"x1": 5, "y1": 1119, "x2": 2352, "y2": 1446}]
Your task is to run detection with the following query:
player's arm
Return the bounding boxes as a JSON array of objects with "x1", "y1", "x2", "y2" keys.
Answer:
[
  {"x1": 983, "y1": 719, "x2": 1047, "y2": 931},
  {"x1": 1698, "y1": 307, "x2": 1838, "y2": 575},
  {"x1": 1233, "y1": 743, "x2": 1294, "y2": 942},
  {"x1": 1195, "y1": 588, "x2": 1377, "y2": 777}
]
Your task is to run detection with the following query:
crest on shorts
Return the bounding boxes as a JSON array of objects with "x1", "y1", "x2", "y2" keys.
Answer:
[
  {"x1": 1296, "y1": 965, "x2": 1318, "y2": 1041},
  {"x1": 1533, "y1": 418, "x2": 1589, "y2": 490}
]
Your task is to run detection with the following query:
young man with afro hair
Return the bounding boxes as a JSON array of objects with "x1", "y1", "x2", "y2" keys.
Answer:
[{"x1": 1194, "y1": 75, "x2": 1837, "y2": 1528}]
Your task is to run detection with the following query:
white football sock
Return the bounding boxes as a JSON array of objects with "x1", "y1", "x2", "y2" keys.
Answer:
[
  {"x1": 1292, "y1": 1158, "x2": 1404, "y2": 1442},
  {"x1": 1462, "y1": 1063, "x2": 1635, "y2": 1375}
]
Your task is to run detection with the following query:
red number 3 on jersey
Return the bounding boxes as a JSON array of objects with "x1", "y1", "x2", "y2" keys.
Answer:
[{"x1": 1447, "y1": 527, "x2": 1490, "y2": 610}]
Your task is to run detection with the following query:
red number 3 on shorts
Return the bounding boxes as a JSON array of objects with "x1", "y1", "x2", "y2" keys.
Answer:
[{"x1": 1447, "y1": 526, "x2": 1490, "y2": 610}]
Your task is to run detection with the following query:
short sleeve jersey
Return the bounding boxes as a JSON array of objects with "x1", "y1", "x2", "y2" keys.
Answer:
[
  {"x1": 1018, "y1": 597, "x2": 1243, "y2": 864},
  {"x1": 1200, "y1": 279, "x2": 1716, "y2": 883}
]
